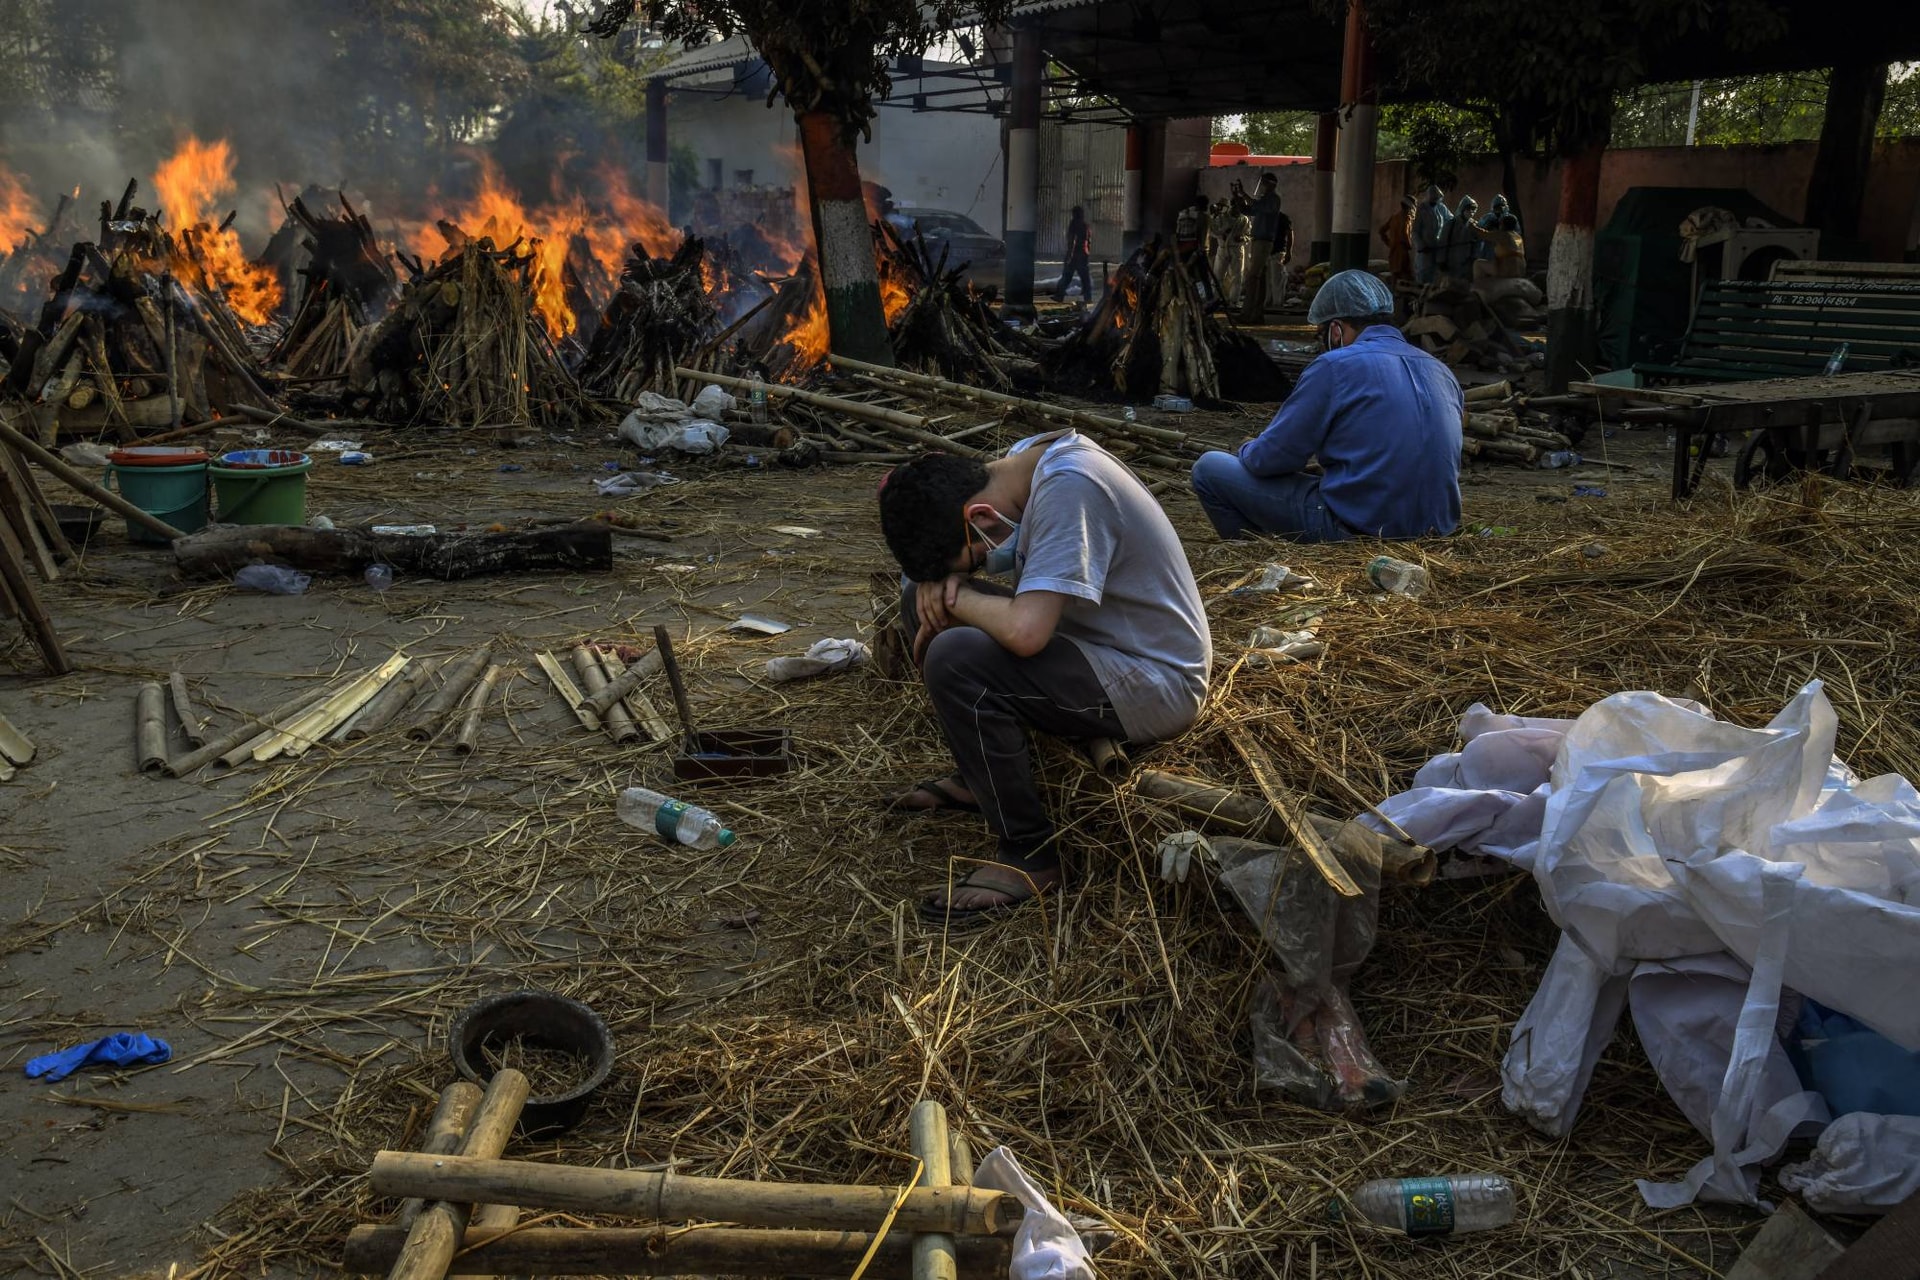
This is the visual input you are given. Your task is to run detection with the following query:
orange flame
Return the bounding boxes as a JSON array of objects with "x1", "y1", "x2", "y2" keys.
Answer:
[
  {"x1": 397, "y1": 159, "x2": 680, "y2": 339},
  {"x1": 152, "y1": 137, "x2": 284, "y2": 325},
  {"x1": 785, "y1": 279, "x2": 831, "y2": 368},
  {"x1": 0, "y1": 165, "x2": 41, "y2": 254}
]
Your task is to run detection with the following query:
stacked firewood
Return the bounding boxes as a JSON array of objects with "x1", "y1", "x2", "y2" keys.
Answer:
[
  {"x1": 1044, "y1": 242, "x2": 1289, "y2": 404},
  {"x1": 1457, "y1": 380, "x2": 1574, "y2": 466},
  {"x1": 577, "y1": 236, "x2": 723, "y2": 402},
  {"x1": 0, "y1": 181, "x2": 277, "y2": 442},
  {"x1": 1403, "y1": 282, "x2": 1542, "y2": 376},
  {"x1": 268, "y1": 192, "x2": 399, "y2": 384},
  {"x1": 878, "y1": 222, "x2": 1030, "y2": 391},
  {"x1": 347, "y1": 237, "x2": 605, "y2": 433}
]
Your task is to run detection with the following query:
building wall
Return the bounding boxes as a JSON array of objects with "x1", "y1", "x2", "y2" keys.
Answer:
[
  {"x1": 1037, "y1": 120, "x2": 1128, "y2": 258},
  {"x1": 664, "y1": 82, "x2": 1005, "y2": 239}
]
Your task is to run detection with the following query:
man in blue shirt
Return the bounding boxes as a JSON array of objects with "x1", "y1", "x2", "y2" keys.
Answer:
[{"x1": 1190, "y1": 269, "x2": 1463, "y2": 542}]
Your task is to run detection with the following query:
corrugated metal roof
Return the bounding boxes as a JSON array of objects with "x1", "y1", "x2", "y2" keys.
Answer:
[{"x1": 653, "y1": 35, "x2": 759, "y2": 83}]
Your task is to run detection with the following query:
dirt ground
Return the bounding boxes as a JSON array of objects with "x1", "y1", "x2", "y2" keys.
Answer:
[{"x1": 0, "y1": 398, "x2": 1728, "y2": 1279}]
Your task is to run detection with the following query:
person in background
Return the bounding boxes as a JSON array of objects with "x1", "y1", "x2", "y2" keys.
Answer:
[
  {"x1": 879, "y1": 432, "x2": 1211, "y2": 924},
  {"x1": 1477, "y1": 194, "x2": 1513, "y2": 262},
  {"x1": 1239, "y1": 172, "x2": 1284, "y2": 323},
  {"x1": 1054, "y1": 205, "x2": 1092, "y2": 301},
  {"x1": 1219, "y1": 191, "x2": 1253, "y2": 307},
  {"x1": 1476, "y1": 214, "x2": 1528, "y2": 282},
  {"x1": 1440, "y1": 194, "x2": 1482, "y2": 284},
  {"x1": 1379, "y1": 194, "x2": 1416, "y2": 283},
  {"x1": 1175, "y1": 194, "x2": 1208, "y2": 263},
  {"x1": 1190, "y1": 269, "x2": 1463, "y2": 542},
  {"x1": 1411, "y1": 184, "x2": 1450, "y2": 285},
  {"x1": 1208, "y1": 197, "x2": 1237, "y2": 288}
]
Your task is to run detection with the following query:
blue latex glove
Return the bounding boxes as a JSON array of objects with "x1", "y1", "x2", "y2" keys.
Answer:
[{"x1": 25, "y1": 1032, "x2": 172, "y2": 1082}]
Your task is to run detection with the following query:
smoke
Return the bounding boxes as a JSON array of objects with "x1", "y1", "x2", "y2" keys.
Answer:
[{"x1": 0, "y1": 0, "x2": 460, "y2": 243}]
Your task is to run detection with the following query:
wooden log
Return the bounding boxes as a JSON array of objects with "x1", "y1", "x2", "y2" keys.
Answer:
[
  {"x1": 367, "y1": 1153, "x2": 1016, "y2": 1237},
  {"x1": 0, "y1": 446, "x2": 59, "y2": 582},
  {"x1": 396, "y1": 1083, "x2": 486, "y2": 1229},
  {"x1": 672, "y1": 367, "x2": 980, "y2": 455},
  {"x1": 342, "y1": 1226, "x2": 1015, "y2": 1278},
  {"x1": 572, "y1": 646, "x2": 636, "y2": 744},
  {"x1": 135, "y1": 682, "x2": 168, "y2": 773},
  {"x1": 385, "y1": 1070, "x2": 530, "y2": 1280},
  {"x1": 0, "y1": 711, "x2": 35, "y2": 767},
  {"x1": 167, "y1": 685, "x2": 330, "y2": 777},
  {"x1": 349, "y1": 659, "x2": 437, "y2": 740},
  {"x1": 453, "y1": 664, "x2": 505, "y2": 755},
  {"x1": 171, "y1": 524, "x2": 613, "y2": 582},
  {"x1": 1132, "y1": 770, "x2": 1435, "y2": 886},
  {"x1": 0, "y1": 525, "x2": 69, "y2": 675},
  {"x1": 406, "y1": 650, "x2": 492, "y2": 742},
  {"x1": 909, "y1": 1101, "x2": 958, "y2": 1280},
  {"x1": 0, "y1": 414, "x2": 186, "y2": 541},
  {"x1": 1475, "y1": 439, "x2": 1539, "y2": 465},
  {"x1": 167, "y1": 673, "x2": 207, "y2": 750},
  {"x1": 1462, "y1": 379, "x2": 1513, "y2": 403}
]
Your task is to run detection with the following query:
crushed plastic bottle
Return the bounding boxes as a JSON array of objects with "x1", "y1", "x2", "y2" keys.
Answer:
[
  {"x1": 618, "y1": 786, "x2": 735, "y2": 850},
  {"x1": 232, "y1": 564, "x2": 310, "y2": 595},
  {"x1": 1539, "y1": 450, "x2": 1581, "y2": 470},
  {"x1": 1122, "y1": 406, "x2": 1138, "y2": 423},
  {"x1": 1344, "y1": 1174, "x2": 1515, "y2": 1236},
  {"x1": 364, "y1": 564, "x2": 393, "y2": 592},
  {"x1": 1823, "y1": 342, "x2": 1851, "y2": 376},
  {"x1": 1367, "y1": 555, "x2": 1430, "y2": 600}
]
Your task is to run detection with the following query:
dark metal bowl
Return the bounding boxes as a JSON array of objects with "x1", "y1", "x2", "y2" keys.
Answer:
[{"x1": 448, "y1": 991, "x2": 614, "y2": 1138}]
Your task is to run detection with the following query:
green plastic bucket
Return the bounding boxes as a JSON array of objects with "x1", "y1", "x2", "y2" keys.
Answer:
[
  {"x1": 105, "y1": 447, "x2": 211, "y2": 545},
  {"x1": 210, "y1": 449, "x2": 312, "y2": 526}
]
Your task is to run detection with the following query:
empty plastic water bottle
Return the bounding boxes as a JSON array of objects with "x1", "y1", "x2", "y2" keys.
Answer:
[
  {"x1": 1823, "y1": 342, "x2": 1850, "y2": 376},
  {"x1": 1367, "y1": 555, "x2": 1430, "y2": 599},
  {"x1": 618, "y1": 786, "x2": 735, "y2": 850},
  {"x1": 1122, "y1": 406, "x2": 1138, "y2": 423},
  {"x1": 1539, "y1": 450, "x2": 1581, "y2": 469},
  {"x1": 748, "y1": 377, "x2": 769, "y2": 425},
  {"x1": 233, "y1": 564, "x2": 310, "y2": 595},
  {"x1": 1345, "y1": 1174, "x2": 1515, "y2": 1236},
  {"x1": 364, "y1": 564, "x2": 393, "y2": 592}
]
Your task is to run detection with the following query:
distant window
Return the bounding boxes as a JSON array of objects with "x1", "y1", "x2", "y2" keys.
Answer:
[
  {"x1": 707, "y1": 159, "x2": 723, "y2": 189},
  {"x1": 734, "y1": 169, "x2": 754, "y2": 188}
]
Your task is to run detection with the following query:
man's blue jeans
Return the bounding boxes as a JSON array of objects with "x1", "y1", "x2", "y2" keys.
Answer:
[{"x1": 1190, "y1": 450, "x2": 1353, "y2": 542}]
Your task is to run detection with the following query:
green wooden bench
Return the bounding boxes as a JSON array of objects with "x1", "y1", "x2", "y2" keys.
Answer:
[{"x1": 1634, "y1": 279, "x2": 1920, "y2": 383}]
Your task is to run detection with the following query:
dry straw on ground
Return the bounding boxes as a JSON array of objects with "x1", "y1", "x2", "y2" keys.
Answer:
[{"x1": 13, "y1": 454, "x2": 1919, "y2": 1279}]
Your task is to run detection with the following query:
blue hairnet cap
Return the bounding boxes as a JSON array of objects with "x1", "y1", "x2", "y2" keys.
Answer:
[{"x1": 1308, "y1": 269, "x2": 1395, "y2": 325}]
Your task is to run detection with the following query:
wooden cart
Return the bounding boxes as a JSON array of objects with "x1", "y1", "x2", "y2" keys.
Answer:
[{"x1": 1570, "y1": 370, "x2": 1920, "y2": 498}]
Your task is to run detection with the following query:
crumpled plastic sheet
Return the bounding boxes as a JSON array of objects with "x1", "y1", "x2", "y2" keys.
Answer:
[
  {"x1": 1372, "y1": 680, "x2": 1920, "y2": 1211},
  {"x1": 764, "y1": 638, "x2": 869, "y2": 683},
  {"x1": 1216, "y1": 835, "x2": 1406, "y2": 1112},
  {"x1": 1781, "y1": 1113, "x2": 1920, "y2": 1214},
  {"x1": 972, "y1": 1146, "x2": 1094, "y2": 1280}
]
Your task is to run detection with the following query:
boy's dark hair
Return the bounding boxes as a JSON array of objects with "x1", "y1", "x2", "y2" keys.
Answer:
[{"x1": 879, "y1": 454, "x2": 990, "y2": 582}]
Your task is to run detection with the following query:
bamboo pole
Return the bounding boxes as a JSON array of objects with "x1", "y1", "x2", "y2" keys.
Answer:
[
  {"x1": 594, "y1": 647, "x2": 671, "y2": 743},
  {"x1": 135, "y1": 682, "x2": 168, "y2": 774},
  {"x1": 582, "y1": 646, "x2": 661, "y2": 718},
  {"x1": 254, "y1": 654, "x2": 408, "y2": 762},
  {"x1": 217, "y1": 687, "x2": 337, "y2": 769},
  {"x1": 385, "y1": 1070, "x2": 530, "y2": 1280},
  {"x1": 349, "y1": 658, "x2": 437, "y2": 740},
  {"x1": 1226, "y1": 727, "x2": 1361, "y2": 898},
  {"x1": 909, "y1": 1101, "x2": 958, "y2": 1280},
  {"x1": 405, "y1": 649, "x2": 491, "y2": 742},
  {"x1": 536, "y1": 652, "x2": 601, "y2": 732},
  {"x1": 396, "y1": 1083, "x2": 485, "y2": 1229},
  {"x1": 829, "y1": 354, "x2": 1194, "y2": 448},
  {"x1": 342, "y1": 1226, "x2": 1015, "y2": 1278},
  {"x1": 453, "y1": 664, "x2": 505, "y2": 755},
  {"x1": 170, "y1": 685, "x2": 329, "y2": 777},
  {"x1": 672, "y1": 367, "x2": 980, "y2": 456},
  {"x1": 0, "y1": 413, "x2": 186, "y2": 541},
  {"x1": 367, "y1": 1153, "x2": 1015, "y2": 1237},
  {"x1": 0, "y1": 711, "x2": 34, "y2": 766},
  {"x1": 572, "y1": 646, "x2": 636, "y2": 744},
  {"x1": 167, "y1": 672, "x2": 206, "y2": 750}
]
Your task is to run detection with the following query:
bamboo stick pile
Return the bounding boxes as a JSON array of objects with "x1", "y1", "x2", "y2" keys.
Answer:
[{"x1": 1457, "y1": 379, "x2": 1576, "y2": 467}]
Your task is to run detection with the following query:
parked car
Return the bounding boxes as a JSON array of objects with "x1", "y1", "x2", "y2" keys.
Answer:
[{"x1": 884, "y1": 208, "x2": 1005, "y2": 285}]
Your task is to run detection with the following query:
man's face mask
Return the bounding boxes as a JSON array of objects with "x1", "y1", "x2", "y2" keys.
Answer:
[{"x1": 963, "y1": 506, "x2": 1020, "y2": 575}]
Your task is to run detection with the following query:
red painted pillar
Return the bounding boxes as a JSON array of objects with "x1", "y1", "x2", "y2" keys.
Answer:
[
  {"x1": 796, "y1": 110, "x2": 893, "y2": 365},
  {"x1": 1121, "y1": 124, "x2": 1146, "y2": 257},
  {"x1": 1310, "y1": 111, "x2": 1337, "y2": 264},
  {"x1": 1546, "y1": 139, "x2": 1605, "y2": 392},
  {"x1": 1329, "y1": 0, "x2": 1378, "y2": 272}
]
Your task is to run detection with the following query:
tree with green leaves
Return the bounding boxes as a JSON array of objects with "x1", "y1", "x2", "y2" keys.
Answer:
[
  {"x1": 585, "y1": 0, "x2": 1013, "y2": 364},
  {"x1": 1352, "y1": 0, "x2": 1791, "y2": 388}
]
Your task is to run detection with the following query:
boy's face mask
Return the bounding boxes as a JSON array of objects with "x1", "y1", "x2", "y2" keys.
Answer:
[{"x1": 963, "y1": 505, "x2": 1020, "y2": 575}]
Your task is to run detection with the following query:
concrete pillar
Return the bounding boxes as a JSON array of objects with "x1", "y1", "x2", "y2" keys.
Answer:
[
  {"x1": 1546, "y1": 139, "x2": 1605, "y2": 393},
  {"x1": 1121, "y1": 124, "x2": 1146, "y2": 257},
  {"x1": 646, "y1": 78, "x2": 669, "y2": 213},
  {"x1": 1004, "y1": 26, "x2": 1043, "y2": 316},
  {"x1": 1328, "y1": 0, "x2": 1378, "y2": 272},
  {"x1": 1310, "y1": 111, "x2": 1336, "y2": 264}
]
